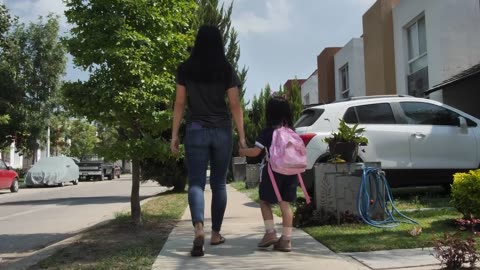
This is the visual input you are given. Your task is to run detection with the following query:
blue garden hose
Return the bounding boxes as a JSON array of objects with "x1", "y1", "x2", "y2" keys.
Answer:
[{"x1": 356, "y1": 166, "x2": 419, "y2": 228}]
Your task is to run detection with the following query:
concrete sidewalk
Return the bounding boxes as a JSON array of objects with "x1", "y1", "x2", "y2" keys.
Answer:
[{"x1": 152, "y1": 185, "x2": 444, "y2": 270}]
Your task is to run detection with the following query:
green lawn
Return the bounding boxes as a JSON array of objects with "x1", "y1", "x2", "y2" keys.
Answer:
[
  {"x1": 33, "y1": 191, "x2": 188, "y2": 270},
  {"x1": 391, "y1": 186, "x2": 452, "y2": 210},
  {"x1": 303, "y1": 209, "x2": 479, "y2": 252},
  {"x1": 231, "y1": 181, "x2": 477, "y2": 253}
]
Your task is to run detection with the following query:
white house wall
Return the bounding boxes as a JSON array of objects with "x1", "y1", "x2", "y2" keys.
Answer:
[
  {"x1": 301, "y1": 72, "x2": 318, "y2": 105},
  {"x1": 393, "y1": 0, "x2": 480, "y2": 101},
  {"x1": 334, "y1": 38, "x2": 366, "y2": 100},
  {"x1": 1, "y1": 143, "x2": 24, "y2": 169}
]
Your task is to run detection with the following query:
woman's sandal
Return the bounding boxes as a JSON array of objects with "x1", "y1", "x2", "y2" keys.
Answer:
[
  {"x1": 191, "y1": 235, "x2": 205, "y2": 257},
  {"x1": 210, "y1": 235, "x2": 226, "y2": 245}
]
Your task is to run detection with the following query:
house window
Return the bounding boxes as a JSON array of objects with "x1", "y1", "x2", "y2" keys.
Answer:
[
  {"x1": 406, "y1": 16, "x2": 429, "y2": 97},
  {"x1": 304, "y1": 93, "x2": 310, "y2": 105},
  {"x1": 340, "y1": 64, "x2": 349, "y2": 98}
]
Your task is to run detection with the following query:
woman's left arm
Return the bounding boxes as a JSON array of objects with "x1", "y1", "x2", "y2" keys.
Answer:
[
  {"x1": 171, "y1": 84, "x2": 186, "y2": 155},
  {"x1": 227, "y1": 87, "x2": 246, "y2": 148}
]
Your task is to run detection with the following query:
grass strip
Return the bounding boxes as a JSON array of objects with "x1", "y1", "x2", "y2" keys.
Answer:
[{"x1": 32, "y1": 191, "x2": 188, "y2": 270}]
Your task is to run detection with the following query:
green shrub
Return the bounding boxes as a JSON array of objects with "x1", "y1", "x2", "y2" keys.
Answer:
[
  {"x1": 451, "y1": 170, "x2": 480, "y2": 217},
  {"x1": 141, "y1": 158, "x2": 187, "y2": 193},
  {"x1": 14, "y1": 168, "x2": 26, "y2": 179}
]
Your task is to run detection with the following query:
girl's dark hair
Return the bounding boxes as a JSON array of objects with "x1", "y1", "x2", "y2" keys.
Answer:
[
  {"x1": 180, "y1": 25, "x2": 233, "y2": 83},
  {"x1": 266, "y1": 95, "x2": 293, "y2": 128}
]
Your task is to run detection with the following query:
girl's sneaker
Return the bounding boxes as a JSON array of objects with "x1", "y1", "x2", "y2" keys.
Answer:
[
  {"x1": 257, "y1": 232, "x2": 278, "y2": 248},
  {"x1": 273, "y1": 236, "x2": 291, "y2": 252}
]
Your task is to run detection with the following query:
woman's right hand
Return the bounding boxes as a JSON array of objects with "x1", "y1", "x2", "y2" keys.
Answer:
[
  {"x1": 170, "y1": 136, "x2": 180, "y2": 156},
  {"x1": 239, "y1": 138, "x2": 247, "y2": 149}
]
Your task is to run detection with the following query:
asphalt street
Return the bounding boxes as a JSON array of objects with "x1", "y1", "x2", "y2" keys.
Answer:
[{"x1": 0, "y1": 175, "x2": 168, "y2": 266}]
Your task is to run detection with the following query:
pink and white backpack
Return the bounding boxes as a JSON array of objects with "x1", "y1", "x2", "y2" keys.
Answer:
[{"x1": 266, "y1": 127, "x2": 311, "y2": 204}]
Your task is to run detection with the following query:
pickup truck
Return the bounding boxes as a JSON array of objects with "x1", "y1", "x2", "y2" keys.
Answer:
[{"x1": 77, "y1": 158, "x2": 120, "y2": 181}]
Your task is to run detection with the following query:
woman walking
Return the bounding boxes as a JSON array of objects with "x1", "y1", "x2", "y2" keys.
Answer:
[{"x1": 170, "y1": 25, "x2": 245, "y2": 257}]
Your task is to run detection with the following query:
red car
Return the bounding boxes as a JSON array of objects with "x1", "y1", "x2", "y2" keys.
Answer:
[{"x1": 0, "y1": 160, "x2": 19, "y2": 192}]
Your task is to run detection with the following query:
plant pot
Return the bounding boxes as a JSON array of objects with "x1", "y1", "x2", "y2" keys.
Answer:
[{"x1": 328, "y1": 141, "x2": 358, "y2": 162}]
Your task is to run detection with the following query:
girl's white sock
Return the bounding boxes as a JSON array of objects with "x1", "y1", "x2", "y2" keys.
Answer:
[
  {"x1": 282, "y1": 227, "x2": 292, "y2": 240},
  {"x1": 264, "y1": 219, "x2": 275, "y2": 233}
]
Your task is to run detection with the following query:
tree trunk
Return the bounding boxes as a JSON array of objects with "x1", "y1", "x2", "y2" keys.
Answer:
[
  {"x1": 131, "y1": 159, "x2": 142, "y2": 226},
  {"x1": 32, "y1": 148, "x2": 37, "y2": 165}
]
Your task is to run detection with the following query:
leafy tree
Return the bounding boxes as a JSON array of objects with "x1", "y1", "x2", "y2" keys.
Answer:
[
  {"x1": 288, "y1": 79, "x2": 303, "y2": 122},
  {"x1": 68, "y1": 119, "x2": 98, "y2": 160},
  {"x1": 247, "y1": 85, "x2": 270, "y2": 143},
  {"x1": 0, "y1": 4, "x2": 20, "y2": 148},
  {"x1": 22, "y1": 15, "x2": 66, "y2": 160},
  {"x1": 0, "y1": 66, "x2": 23, "y2": 148},
  {"x1": 0, "y1": 14, "x2": 66, "y2": 161},
  {"x1": 49, "y1": 113, "x2": 69, "y2": 156},
  {"x1": 243, "y1": 85, "x2": 271, "y2": 163},
  {"x1": 63, "y1": 0, "x2": 196, "y2": 225},
  {"x1": 0, "y1": 4, "x2": 15, "y2": 49}
]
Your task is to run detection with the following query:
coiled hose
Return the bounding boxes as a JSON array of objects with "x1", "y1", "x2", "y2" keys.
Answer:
[{"x1": 357, "y1": 166, "x2": 419, "y2": 228}]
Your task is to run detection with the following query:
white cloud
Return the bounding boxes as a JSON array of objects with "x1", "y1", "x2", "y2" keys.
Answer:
[
  {"x1": 232, "y1": 0, "x2": 292, "y2": 35},
  {"x1": 3, "y1": 0, "x2": 69, "y2": 32}
]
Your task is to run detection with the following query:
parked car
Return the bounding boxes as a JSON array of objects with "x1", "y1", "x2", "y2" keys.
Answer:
[
  {"x1": 0, "y1": 159, "x2": 19, "y2": 192},
  {"x1": 25, "y1": 156, "x2": 80, "y2": 187},
  {"x1": 76, "y1": 157, "x2": 119, "y2": 181},
  {"x1": 295, "y1": 95, "x2": 480, "y2": 187}
]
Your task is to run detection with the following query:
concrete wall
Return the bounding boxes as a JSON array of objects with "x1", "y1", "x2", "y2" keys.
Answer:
[
  {"x1": 363, "y1": 0, "x2": 400, "y2": 96},
  {"x1": 301, "y1": 70, "x2": 319, "y2": 105},
  {"x1": 334, "y1": 38, "x2": 366, "y2": 100},
  {"x1": 0, "y1": 143, "x2": 24, "y2": 169},
  {"x1": 318, "y1": 47, "x2": 342, "y2": 103},
  {"x1": 393, "y1": 0, "x2": 480, "y2": 101}
]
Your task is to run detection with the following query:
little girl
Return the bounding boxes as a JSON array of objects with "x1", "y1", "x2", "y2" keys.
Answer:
[{"x1": 239, "y1": 95, "x2": 298, "y2": 252}]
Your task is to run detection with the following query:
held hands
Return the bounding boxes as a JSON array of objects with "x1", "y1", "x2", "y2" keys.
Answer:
[
  {"x1": 238, "y1": 138, "x2": 247, "y2": 157},
  {"x1": 239, "y1": 138, "x2": 247, "y2": 149}
]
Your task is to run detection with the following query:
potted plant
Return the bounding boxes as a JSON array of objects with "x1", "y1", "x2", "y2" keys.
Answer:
[{"x1": 323, "y1": 119, "x2": 368, "y2": 162}]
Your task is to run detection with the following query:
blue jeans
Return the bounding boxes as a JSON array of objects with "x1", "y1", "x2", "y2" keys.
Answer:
[{"x1": 185, "y1": 124, "x2": 232, "y2": 232}]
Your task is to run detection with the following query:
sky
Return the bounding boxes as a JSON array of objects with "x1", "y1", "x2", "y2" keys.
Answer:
[{"x1": 1, "y1": 0, "x2": 376, "y2": 103}]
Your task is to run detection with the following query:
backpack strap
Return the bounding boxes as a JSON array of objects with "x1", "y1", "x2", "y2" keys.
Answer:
[
  {"x1": 267, "y1": 164, "x2": 311, "y2": 204},
  {"x1": 267, "y1": 163, "x2": 283, "y2": 203},
  {"x1": 297, "y1": 173, "x2": 311, "y2": 204}
]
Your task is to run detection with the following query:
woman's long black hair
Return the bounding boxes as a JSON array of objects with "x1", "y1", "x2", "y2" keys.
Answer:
[
  {"x1": 266, "y1": 95, "x2": 293, "y2": 128},
  {"x1": 180, "y1": 25, "x2": 232, "y2": 83}
]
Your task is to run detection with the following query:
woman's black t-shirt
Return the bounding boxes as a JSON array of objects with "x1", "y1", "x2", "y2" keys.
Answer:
[{"x1": 175, "y1": 64, "x2": 241, "y2": 128}]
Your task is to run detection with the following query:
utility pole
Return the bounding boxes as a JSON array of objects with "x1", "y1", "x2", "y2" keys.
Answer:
[{"x1": 47, "y1": 125, "x2": 50, "y2": 157}]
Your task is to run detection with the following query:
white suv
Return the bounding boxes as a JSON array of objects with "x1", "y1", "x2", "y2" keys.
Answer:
[{"x1": 295, "y1": 95, "x2": 480, "y2": 187}]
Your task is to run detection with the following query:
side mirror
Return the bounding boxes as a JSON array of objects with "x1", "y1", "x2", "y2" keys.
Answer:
[
  {"x1": 458, "y1": 116, "x2": 468, "y2": 132},
  {"x1": 6, "y1": 166, "x2": 11, "y2": 170}
]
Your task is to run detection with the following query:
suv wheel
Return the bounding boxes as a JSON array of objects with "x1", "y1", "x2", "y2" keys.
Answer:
[
  {"x1": 72, "y1": 178, "x2": 79, "y2": 185},
  {"x1": 10, "y1": 178, "x2": 19, "y2": 192}
]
